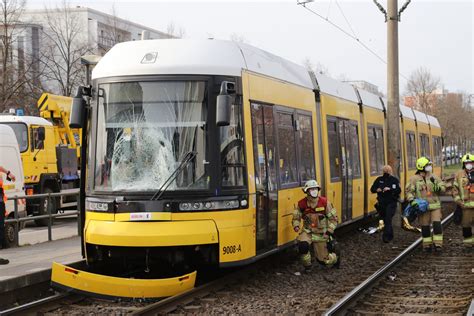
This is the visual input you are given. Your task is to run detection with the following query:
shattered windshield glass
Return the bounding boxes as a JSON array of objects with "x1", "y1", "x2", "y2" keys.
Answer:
[{"x1": 94, "y1": 81, "x2": 208, "y2": 192}]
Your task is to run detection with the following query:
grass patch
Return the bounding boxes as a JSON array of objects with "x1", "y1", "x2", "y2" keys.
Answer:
[{"x1": 443, "y1": 163, "x2": 461, "y2": 178}]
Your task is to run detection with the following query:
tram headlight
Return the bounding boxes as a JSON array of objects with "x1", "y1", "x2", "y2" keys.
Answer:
[
  {"x1": 86, "y1": 198, "x2": 114, "y2": 212},
  {"x1": 179, "y1": 199, "x2": 241, "y2": 211}
]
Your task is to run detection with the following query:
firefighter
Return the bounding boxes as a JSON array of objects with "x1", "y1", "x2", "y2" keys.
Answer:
[
  {"x1": 406, "y1": 157, "x2": 446, "y2": 252},
  {"x1": 292, "y1": 180, "x2": 339, "y2": 272},
  {"x1": 0, "y1": 166, "x2": 15, "y2": 265},
  {"x1": 452, "y1": 153, "x2": 474, "y2": 248}
]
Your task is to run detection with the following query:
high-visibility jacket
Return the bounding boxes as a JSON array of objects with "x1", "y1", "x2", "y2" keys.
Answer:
[
  {"x1": 0, "y1": 178, "x2": 6, "y2": 203},
  {"x1": 452, "y1": 170, "x2": 474, "y2": 208},
  {"x1": 292, "y1": 196, "x2": 338, "y2": 235},
  {"x1": 405, "y1": 173, "x2": 446, "y2": 210}
]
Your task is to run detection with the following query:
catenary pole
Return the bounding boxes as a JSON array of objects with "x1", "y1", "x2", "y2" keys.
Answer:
[{"x1": 386, "y1": 0, "x2": 401, "y2": 178}]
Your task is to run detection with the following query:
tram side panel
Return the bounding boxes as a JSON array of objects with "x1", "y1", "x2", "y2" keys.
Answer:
[
  {"x1": 402, "y1": 118, "x2": 418, "y2": 186},
  {"x1": 243, "y1": 71, "x2": 318, "y2": 250},
  {"x1": 319, "y1": 94, "x2": 365, "y2": 224},
  {"x1": 361, "y1": 106, "x2": 387, "y2": 215}
]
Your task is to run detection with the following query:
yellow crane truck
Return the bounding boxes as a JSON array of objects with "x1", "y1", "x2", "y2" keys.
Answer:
[{"x1": 0, "y1": 93, "x2": 81, "y2": 226}]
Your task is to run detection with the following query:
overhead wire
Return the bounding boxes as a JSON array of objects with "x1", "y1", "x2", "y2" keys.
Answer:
[{"x1": 298, "y1": 3, "x2": 409, "y2": 81}]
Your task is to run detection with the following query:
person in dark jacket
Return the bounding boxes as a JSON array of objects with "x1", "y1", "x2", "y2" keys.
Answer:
[{"x1": 370, "y1": 165, "x2": 401, "y2": 243}]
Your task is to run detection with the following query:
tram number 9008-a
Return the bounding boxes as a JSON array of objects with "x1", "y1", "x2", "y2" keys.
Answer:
[{"x1": 222, "y1": 244, "x2": 242, "y2": 255}]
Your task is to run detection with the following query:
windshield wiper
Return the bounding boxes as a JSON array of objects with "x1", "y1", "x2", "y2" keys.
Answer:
[{"x1": 151, "y1": 151, "x2": 198, "y2": 201}]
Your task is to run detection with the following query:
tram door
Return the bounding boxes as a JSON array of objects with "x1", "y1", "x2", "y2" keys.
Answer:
[
  {"x1": 251, "y1": 103, "x2": 278, "y2": 253},
  {"x1": 338, "y1": 120, "x2": 353, "y2": 222},
  {"x1": 328, "y1": 116, "x2": 357, "y2": 222}
]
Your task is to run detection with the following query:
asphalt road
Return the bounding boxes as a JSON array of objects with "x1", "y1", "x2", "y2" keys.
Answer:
[{"x1": 19, "y1": 213, "x2": 79, "y2": 246}]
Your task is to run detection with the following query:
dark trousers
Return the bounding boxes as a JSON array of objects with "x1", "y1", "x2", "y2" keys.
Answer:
[
  {"x1": 381, "y1": 202, "x2": 397, "y2": 242},
  {"x1": 0, "y1": 201, "x2": 5, "y2": 249}
]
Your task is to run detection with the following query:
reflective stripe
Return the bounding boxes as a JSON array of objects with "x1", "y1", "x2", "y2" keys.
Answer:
[
  {"x1": 463, "y1": 237, "x2": 474, "y2": 244},
  {"x1": 422, "y1": 236, "x2": 433, "y2": 243},
  {"x1": 311, "y1": 234, "x2": 326, "y2": 242},
  {"x1": 428, "y1": 202, "x2": 441, "y2": 210},
  {"x1": 433, "y1": 234, "x2": 443, "y2": 241}
]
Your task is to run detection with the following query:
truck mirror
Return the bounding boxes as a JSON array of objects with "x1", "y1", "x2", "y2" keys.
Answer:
[
  {"x1": 70, "y1": 87, "x2": 86, "y2": 128},
  {"x1": 216, "y1": 81, "x2": 235, "y2": 127}
]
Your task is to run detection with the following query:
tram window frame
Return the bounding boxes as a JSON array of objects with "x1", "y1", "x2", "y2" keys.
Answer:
[
  {"x1": 432, "y1": 136, "x2": 442, "y2": 166},
  {"x1": 406, "y1": 131, "x2": 417, "y2": 169},
  {"x1": 349, "y1": 121, "x2": 362, "y2": 179},
  {"x1": 296, "y1": 111, "x2": 316, "y2": 184},
  {"x1": 327, "y1": 117, "x2": 341, "y2": 182},
  {"x1": 219, "y1": 100, "x2": 247, "y2": 188},
  {"x1": 419, "y1": 133, "x2": 430, "y2": 158},
  {"x1": 275, "y1": 108, "x2": 298, "y2": 189},
  {"x1": 368, "y1": 124, "x2": 385, "y2": 176}
]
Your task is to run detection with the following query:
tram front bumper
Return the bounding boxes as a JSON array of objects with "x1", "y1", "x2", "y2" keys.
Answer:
[
  {"x1": 85, "y1": 219, "x2": 219, "y2": 247},
  {"x1": 51, "y1": 262, "x2": 197, "y2": 299}
]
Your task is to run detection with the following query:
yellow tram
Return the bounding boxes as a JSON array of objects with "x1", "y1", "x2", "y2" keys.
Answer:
[{"x1": 52, "y1": 39, "x2": 442, "y2": 298}]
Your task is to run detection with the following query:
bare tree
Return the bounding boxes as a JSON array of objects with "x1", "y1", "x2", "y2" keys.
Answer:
[
  {"x1": 302, "y1": 57, "x2": 330, "y2": 76},
  {"x1": 40, "y1": 0, "x2": 91, "y2": 96},
  {"x1": 0, "y1": 0, "x2": 43, "y2": 113},
  {"x1": 166, "y1": 21, "x2": 185, "y2": 39},
  {"x1": 405, "y1": 66, "x2": 440, "y2": 114}
]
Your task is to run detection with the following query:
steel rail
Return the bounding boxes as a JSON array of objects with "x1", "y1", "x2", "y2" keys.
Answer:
[
  {"x1": 131, "y1": 266, "x2": 254, "y2": 316},
  {"x1": 323, "y1": 212, "x2": 454, "y2": 316},
  {"x1": 0, "y1": 292, "x2": 72, "y2": 316}
]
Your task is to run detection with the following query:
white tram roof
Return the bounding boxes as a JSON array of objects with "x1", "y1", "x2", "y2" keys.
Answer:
[
  {"x1": 357, "y1": 89, "x2": 384, "y2": 111},
  {"x1": 92, "y1": 39, "x2": 314, "y2": 89},
  {"x1": 313, "y1": 73, "x2": 360, "y2": 103},
  {"x1": 0, "y1": 115, "x2": 52, "y2": 126},
  {"x1": 412, "y1": 109, "x2": 430, "y2": 125},
  {"x1": 426, "y1": 114, "x2": 441, "y2": 128},
  {"x1": 399, "y1": 104, "x2": 416, "y2": 120}
]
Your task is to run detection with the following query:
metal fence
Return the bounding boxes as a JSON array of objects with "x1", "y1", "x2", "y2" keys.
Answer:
[{"x1": 4, "y1": 190, "x2": 81, "y2": 247}]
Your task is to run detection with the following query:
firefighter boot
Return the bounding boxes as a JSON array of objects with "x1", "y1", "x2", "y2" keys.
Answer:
[
  {"x1": 433, "y1": 221, "x2": 443, "y2": 252},
  {"x1": 421, "y1": 226, "x2": 433, "y2": 252},
  {"x1": 462, "y1": 227, "x2": 473, "y2": 248}
]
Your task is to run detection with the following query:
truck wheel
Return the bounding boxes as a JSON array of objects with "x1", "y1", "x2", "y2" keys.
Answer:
[
  {"x1": 3, "y1": 223, "x2": 16, "y2": 248},
  {"x1": 34, "y1": 187, "x2": 57, "y2": 226}
]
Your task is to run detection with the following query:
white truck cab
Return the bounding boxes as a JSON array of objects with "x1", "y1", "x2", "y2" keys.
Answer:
[{"x1": 0, "y1": 124, "x2": 26, "y2": 247}]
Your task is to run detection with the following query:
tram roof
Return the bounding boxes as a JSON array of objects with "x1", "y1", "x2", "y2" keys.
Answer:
[
  {"x1": 357, "y1": 89, "x2": 384, "y2": 111},
  {"x1": 0, "y1": 115, "x2": 52, "y2": 126},
  {"x1": 313, "y1": 73, "x2": 360, "y2": 103},
  {"x1": 412, "y1": 109, "x2": 430, "y2": 125},
  {"x1": 92, "y1": 39, "x2": 314, "y2": 89},
  {"x1": 426, "y1": 114, "x2": 440, "y2": 128},
  {"x1": 399, "y1": 104, "x2": 416, "y2": 120}
]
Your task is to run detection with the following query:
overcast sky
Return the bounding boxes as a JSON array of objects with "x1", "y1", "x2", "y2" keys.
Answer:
[{"x1": 29, "y1": 0, "x2": 473, "y2": 95}]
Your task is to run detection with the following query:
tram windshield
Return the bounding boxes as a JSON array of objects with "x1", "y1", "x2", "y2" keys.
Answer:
[{"x1": 94, "y1": 80, "x2": 209, "y2": 192}]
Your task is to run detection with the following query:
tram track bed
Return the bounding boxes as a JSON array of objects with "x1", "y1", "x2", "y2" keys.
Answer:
[
  {"x1": 345, "y1": 223, "x2": 473, "y2": 316},
  {"x1": 3, "y1": 205, "x2": 463, "y2": 315}
]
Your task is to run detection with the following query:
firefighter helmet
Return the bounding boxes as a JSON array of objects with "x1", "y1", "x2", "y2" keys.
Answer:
[
  {"x1": 461, "y1": 153, "x2": 474, "y2": 164},
  {"x1": 302, "y1": 180, "x2": 321, "y2": 193},
  {"x1": 416, "y1": 157, "x2": 432, "y2": 171}
]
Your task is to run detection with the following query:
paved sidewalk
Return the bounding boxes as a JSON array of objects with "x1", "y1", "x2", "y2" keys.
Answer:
[{"x1": 0, "y1": 236, "x2": 81, "y2": 284}]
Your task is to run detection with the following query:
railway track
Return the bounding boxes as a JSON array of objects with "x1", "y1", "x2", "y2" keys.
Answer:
[{"x1": 324, "y1": 213, "x2": 473, "y2": 316}]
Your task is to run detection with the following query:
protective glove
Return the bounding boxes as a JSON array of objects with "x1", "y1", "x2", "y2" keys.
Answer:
[
  {"x1": 323, "y1": 231, "x2": 333, "y2": 240},
  {"x1": 410, "y1": 200, "x2": 418, "y2": 207}
]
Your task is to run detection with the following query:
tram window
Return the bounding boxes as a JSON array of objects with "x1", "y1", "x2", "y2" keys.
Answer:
[
  {"x1": 297, "y1": 114, "x2": 316, "y2": 183},
  {"x1": 406, "y1": 132, "x2": 417, "y2": 169},
  {"x1": 220, "y1": 103, "x2": 245, "y2": 187},
  {"x1": 327, "y1": 119, "x2": 340, "y2": 181},
  {"x1": 419, "y1": 133, "x2": 430, "y2": 158},
  {"x1": 277, "y1": 112, "x2": 297, "y2": 186},
  {"x1": 432, "y1": 136, "x2": 442, "y2": 165},
  {"x1": 368, "y1": 125, "x2": 385, "y2": 175},
  {"x1": 349, "y1": 123, "x2": 362, "y2": 178}
]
